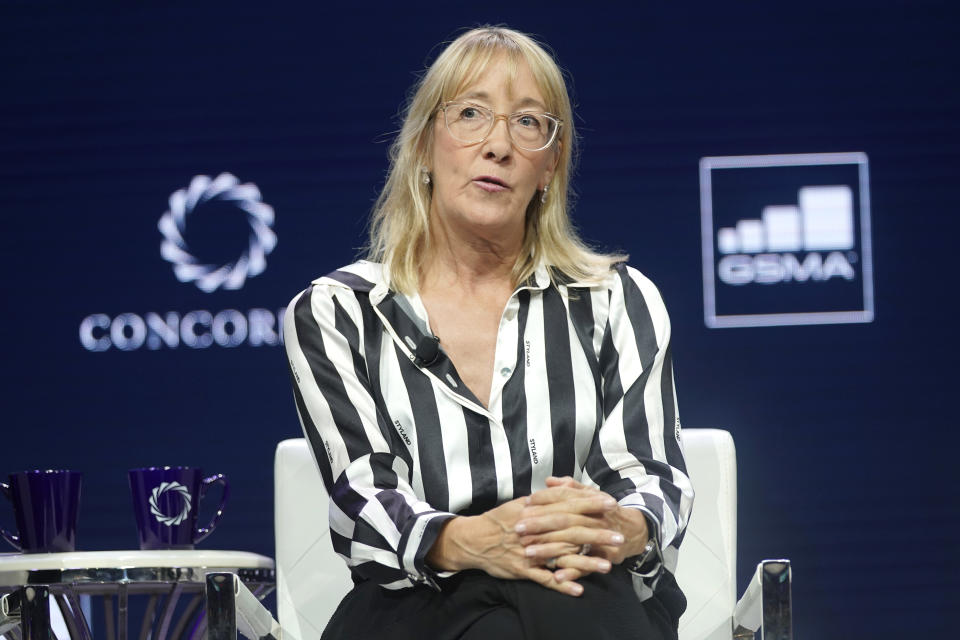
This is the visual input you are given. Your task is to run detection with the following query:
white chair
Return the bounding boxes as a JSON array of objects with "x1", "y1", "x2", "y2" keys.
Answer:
[{"x1": 206, "y1": 429, "x2": 792, "y2": 640}]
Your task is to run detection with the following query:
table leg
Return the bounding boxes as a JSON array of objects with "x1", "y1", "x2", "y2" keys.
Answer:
[
  {"x1": 17, "y1": 586, "x2": 50, "y2": 640},
  {"x1": 167, "y1": 594, "x2": 201, "y2": 640},
  {"x1": 153, "y1": 583, "x2": 183, "y2": 640},
  {"x1": 117, "y1": 584, "x2": 128, "y2": 640},
  {"x1": 57, "y1": 592, "x2": 93, "y2": 640},
  {"x1": 103, "y1": 594, "x2": 116, "y2": 640},
  {"x1": 136, "y1": 595, "x2": 158, "y2": 640},
  {"x1": 187, "y1": 608, "x2": 206, "y2": 640}
]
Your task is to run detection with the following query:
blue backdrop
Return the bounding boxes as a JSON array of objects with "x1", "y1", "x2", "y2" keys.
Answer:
[{"x1": 2, "y1": 2, "x2": 958, "y2": 637}]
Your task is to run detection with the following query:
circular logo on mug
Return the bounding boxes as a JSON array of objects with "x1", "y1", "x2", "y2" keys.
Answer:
[{"x1": 149, "y1": 481, "x2": 193, "y2": 527}]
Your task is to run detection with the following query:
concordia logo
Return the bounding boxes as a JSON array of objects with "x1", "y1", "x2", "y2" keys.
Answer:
[
  {"x1": 159, "y1": 172, "x2": 277, "y2": 292},
  {"x1": 716, "y1": 185, "x2": 857, "y2": 285},
  {"x1": 79, "y1": 172, "x2": 286, "y2": 352},
  {"x1": 149, "y1": 481, "x2": 193, "y2": 526}
]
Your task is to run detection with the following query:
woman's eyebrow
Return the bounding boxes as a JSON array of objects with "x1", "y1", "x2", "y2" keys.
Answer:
[
  {"x1": 514, "y1": 97, "x2": 547, "y2": 111},
  {"x1": 457, "y1": 91, "x2": 547, "y2": 111},
  {"x1": 457, "y1": 90, "x2": 491, "y2": 103}
]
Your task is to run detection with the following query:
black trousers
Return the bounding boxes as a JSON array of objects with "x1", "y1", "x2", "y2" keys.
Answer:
[{"x1": 320, "y1": 566, "x2": 685, "y2": 640}]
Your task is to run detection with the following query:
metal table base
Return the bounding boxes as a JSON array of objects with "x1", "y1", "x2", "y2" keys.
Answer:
[{"x1": 0, "y1": 551, "x2": 275, "y2": 640}]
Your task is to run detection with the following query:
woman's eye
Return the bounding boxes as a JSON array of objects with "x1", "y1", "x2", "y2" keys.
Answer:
[
  {"x1": 461, "y1": 107, "x2": 479, "y2": 119},
  {"x1": 517, "y1": 115, "x2": 540, "y2": 128}
]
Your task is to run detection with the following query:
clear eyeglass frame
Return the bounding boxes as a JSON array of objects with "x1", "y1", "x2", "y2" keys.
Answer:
[{"x1": 438, "y1": 101, "x2": 563, "y2": 152}]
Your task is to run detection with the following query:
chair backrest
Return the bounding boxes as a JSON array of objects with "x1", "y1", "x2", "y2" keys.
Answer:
[
  {"x1": 275, "y1": 439, "x2": 353, "y2": 640},
  {"x1": 673, "y1": 429, "x2": 738, "y2": 640},
  {"x1": 275, "y1": 428, "x2": 738, "y2": 640}
]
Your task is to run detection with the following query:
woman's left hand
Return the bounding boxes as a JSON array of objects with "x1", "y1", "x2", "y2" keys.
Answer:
[{"x1": 517, "y1": 477, "x2": 650, "y2": 583}]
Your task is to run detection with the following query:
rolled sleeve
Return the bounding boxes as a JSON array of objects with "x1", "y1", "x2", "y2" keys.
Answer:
[
  {"x1": 585, "y1": 264, "x2": 694, "y2": 586},
  {"x1": 285, "y1": 284, "x2": 456, "y2": 590}
]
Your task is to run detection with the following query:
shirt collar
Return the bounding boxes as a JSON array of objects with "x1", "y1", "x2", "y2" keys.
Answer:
[
  {"x1": 369, "y1": 263, "x2": 392, "y2": 306},
  {"x1": 324, "y1": 259, "x2": 593, "y2": 302},
  {"x1": 519, "y1": 261, "x2": 595, "y2": 291},
  {"x1": 523, "y1": 262, "x2": 552, "y2": 291}
]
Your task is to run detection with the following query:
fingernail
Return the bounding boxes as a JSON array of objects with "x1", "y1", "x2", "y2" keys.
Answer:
[
  {"x1": 555, "y1": 571, "x2": 565, "y2": 582},
  {"x1": 611, "y1": 533, "x2": 624, "y2": 544},
  {"x1": 598, "y1": 560, "x2": 611, "y2": 571},
  {"x1": 525, "y1": 546, "x2": 537, "y2": 557},
  {"x1": 525, "y1": 496, "x2": 532, "y2": 505},
  {"x1": 603, "y1": 497, "x2": 617, "y2": 508},
  {"x1": 515, "y1": 522, "x2": 527, "y2": 534},
  {"x1": 571, "y1": 584, "x2": 583, "y2": 595}
]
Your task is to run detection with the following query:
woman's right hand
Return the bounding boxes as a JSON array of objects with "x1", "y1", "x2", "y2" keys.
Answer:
[{"x1": 427, "y1": 497, "x2": 609, "y2": 596}]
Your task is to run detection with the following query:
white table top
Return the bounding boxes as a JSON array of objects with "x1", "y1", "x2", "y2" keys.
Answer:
[{"x1": 0, "y1": 549, "x2": 273, "y2": 572}]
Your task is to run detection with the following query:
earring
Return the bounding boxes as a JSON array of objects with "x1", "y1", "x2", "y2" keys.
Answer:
[
  {"x1": 421, "y1": 167, "x2": 431, "y2": 186},
  {"x1": 540, "y1": 184, "x2": 549, "y2": 203}
]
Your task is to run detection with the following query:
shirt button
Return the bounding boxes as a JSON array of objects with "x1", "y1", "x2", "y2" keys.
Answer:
[{"x1": 500, "y1": 367, "x2": 511, "y2": 377}]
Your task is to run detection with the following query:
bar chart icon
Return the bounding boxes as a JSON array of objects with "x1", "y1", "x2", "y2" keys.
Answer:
[
  {"x1": 699, "y1": 152, "x2": 874, "y2": 328},
  {"x1": 717, "y1": 185, "x2": 854, "y2": 255}
]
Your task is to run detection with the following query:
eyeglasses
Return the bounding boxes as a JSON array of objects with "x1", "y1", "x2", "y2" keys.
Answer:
[{"x1": 438, "y1": 101, "x2": 562, "y2": 152}]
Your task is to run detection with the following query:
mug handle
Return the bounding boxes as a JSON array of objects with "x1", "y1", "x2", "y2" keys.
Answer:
[
  {"x1": 194, "y1": 473, "x2": 229, "y2": 545},
  {"x1": 0, "y1": 482, "x2": 22, "y2": 551}
]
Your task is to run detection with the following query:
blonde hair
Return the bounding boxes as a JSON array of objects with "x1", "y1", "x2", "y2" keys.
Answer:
[{"x1": 366, "y1": 26, "x2": 625, "y2": 292}]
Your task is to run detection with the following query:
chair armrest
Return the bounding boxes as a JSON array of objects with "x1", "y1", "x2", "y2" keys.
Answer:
[
  {"x1": 206, "y1": 572, "x2": 283, "y2": 640},
  {"x1": 732, "y1": 559, "x2": 792, "y2": 639}
]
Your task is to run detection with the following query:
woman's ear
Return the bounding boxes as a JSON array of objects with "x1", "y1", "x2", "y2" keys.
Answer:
[{"x1": 541, "y1": 142, "x2": 562, "y2": 190}]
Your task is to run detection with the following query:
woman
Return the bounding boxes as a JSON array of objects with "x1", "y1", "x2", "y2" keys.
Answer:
[{"x1": 284, "y1": 26, "x2": 693, "y2": 640}]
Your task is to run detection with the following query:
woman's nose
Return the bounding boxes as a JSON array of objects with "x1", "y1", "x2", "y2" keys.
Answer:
[{"x1": 482, "y1": 116, "x2": 513, "y2": 160}]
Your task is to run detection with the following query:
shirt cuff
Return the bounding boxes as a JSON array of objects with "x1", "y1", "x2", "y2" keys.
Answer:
[
  {"x1": 397, "y1": 510, "x2": 457, "y2": 590},
  {"x1": 619, "y1": 504, "x2": 663, "y2": 580}
]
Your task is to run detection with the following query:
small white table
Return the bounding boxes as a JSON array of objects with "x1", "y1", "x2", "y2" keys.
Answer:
[{"x1": 0, "y1": 550, "x2": 274, "y2": 640}]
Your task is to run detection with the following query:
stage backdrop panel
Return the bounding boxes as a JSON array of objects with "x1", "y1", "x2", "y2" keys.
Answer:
[{"x1": 2, "y1": 3, "x2": 958, "y2": 638}]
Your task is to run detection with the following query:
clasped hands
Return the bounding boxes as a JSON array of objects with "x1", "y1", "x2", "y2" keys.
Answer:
[
  {"x1": 430, "y1": 476, "x2": 648, "y2": 597},
  {"x1": 515, "y1": 476, "x2": 649, "y2": 595}
]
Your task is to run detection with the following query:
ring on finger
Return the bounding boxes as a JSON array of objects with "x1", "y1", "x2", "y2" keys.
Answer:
[
  {"x1": 545, "y1": 557, "x2": 558, "y2": 570},
  {"x1": 578, "y1": 543, "x2": 592, "y2": 556}
]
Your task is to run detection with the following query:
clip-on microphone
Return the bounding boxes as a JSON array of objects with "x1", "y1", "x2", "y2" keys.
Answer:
[{"x1": 413, "y1": 334, "x2": 441, "y2": 367}]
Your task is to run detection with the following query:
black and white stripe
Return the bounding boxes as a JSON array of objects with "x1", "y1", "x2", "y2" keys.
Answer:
[{"x1": 283, "y1": 260, "x2": 694, "y2": 595}]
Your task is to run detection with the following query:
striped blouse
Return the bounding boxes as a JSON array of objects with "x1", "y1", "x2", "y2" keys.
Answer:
[{"x1": 283, "y1": 260, "x2": 693, "y2": 599}]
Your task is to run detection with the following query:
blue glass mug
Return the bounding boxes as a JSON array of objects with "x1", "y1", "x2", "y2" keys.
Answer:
[
  {"x1": 0, "y1": 470, "x2": 83, "y2": 553},
  {"x1": 128, "y1": 467, "x2": 229, "y2": 550}
]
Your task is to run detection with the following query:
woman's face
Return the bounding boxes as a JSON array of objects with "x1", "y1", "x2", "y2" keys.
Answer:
[{"x1": 428, "y1": 56, "x2": 558, "y2": 247}]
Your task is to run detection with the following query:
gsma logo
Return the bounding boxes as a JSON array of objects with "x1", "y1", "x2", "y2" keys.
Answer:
[{"x1": 700, "y1": 153, "x2": 874, "y2": 328}]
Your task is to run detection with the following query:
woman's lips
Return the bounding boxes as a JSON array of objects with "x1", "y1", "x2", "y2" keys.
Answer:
[{"x1": 473, "y1": 176, "x2": 510, "y2": 192}]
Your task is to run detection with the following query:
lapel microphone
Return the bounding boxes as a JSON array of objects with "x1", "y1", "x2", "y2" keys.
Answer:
[{"x1": 413, "y1": 334, "x2": 441, "y2": 367}]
